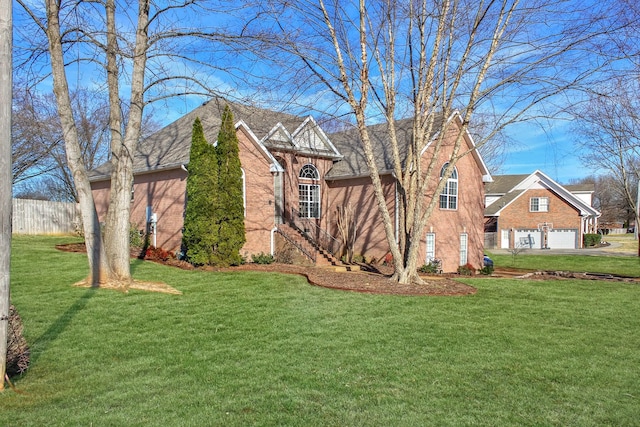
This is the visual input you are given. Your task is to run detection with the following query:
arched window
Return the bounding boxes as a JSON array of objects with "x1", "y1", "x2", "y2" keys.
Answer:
[
  {"x1": 439, "y1": 163, "x2": 458, "y2": 210},
  {"x1": 299, "y1": 163, "x2": 320, "y2": 180},
  {"x1": 298, "y1": 164, "x2": 320, "y2": 218}
]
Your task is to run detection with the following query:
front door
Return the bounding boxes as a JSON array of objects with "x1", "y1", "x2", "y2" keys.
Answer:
[{"x1": 501, "y1": 229, "x2": 510, "y2": 248}]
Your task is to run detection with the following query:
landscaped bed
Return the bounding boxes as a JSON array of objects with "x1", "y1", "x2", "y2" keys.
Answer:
[{"x1": 55, "y1": 242, "x2": 478, "y2": 296}]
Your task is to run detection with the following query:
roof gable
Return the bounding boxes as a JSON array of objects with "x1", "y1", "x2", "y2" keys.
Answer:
[
  {"x1": 291, "y1": 116, "x2": 342, "y2": 158},
  {"x1": 89, "y1": 97, "x2": 309, "y2": 179},
  {"x1": 485, "y1": 170, "x2": 600, "y2": 217},
  {"x1": 262, "y1": 123, "x2": 294, "y2": 150},
  {"x1": 325, "y1": 111, "x2": 493, "y2": 181}
]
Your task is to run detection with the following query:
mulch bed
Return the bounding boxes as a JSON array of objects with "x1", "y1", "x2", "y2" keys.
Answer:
[{"x1": 55, "y1": 243, "x2": 477, "y2": 296}]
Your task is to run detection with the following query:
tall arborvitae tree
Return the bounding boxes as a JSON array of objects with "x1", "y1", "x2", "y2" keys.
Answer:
[
  {"x1": 212, "y1": 105, "x2": 245, "y2": 266},
  {"x1": 182, "y1": 117, "x2": 218, "y2": 265}
]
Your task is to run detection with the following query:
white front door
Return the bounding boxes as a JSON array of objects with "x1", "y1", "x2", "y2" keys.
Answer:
[{"x1": 501, "y1": 229, "x2": 510, "y2": 248}]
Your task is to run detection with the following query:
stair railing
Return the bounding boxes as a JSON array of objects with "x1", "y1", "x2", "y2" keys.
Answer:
[
  {"x1": 275, "y1": 228, "x2": 316, "y2": 262},
  {"x1": 288, "y1": 207, "x2": 341, "y2": 258}
]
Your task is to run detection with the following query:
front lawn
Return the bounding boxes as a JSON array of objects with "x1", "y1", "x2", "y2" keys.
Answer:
[
  {"x1": 487, "y1": 252, "x2": 640, "y2": 277},
  {"x1": 3, "y1": 235, "x2": 640, "y2": 426}
]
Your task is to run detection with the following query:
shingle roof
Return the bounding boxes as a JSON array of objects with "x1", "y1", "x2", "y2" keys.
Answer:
[
  {"x1": 564, "y1": 184, "x2": 595, "y2": 193},
  {"x1": 89, "y1": 97, "x2": 307, "y2": 178},
  {"x1": 326, "y1": 115, "x2": 445, "y2": 179},
  {"x1": 484, "y1": 174, "x2": 528, "y2": 195},
  {"x1": 485, "y1": 172, "x2": 599, "y2": 217}
]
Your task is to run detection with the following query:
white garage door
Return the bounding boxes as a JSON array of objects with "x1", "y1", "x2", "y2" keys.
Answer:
[
  {"x1": 548, "y1": 229, "x2": 577, "y2": 249},
  {"x1": 514, "y1": 230, "x2": 541, "y2": 249}
]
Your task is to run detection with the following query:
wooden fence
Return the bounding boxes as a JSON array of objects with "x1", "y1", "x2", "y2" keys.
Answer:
[{"x1": 12, "y1": 198, "x2": 80, "y2": 235}]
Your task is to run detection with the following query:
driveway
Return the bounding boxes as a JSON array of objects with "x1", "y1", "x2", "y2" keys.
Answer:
[{"x1": 488, "y1": 241, "x2": 637, "y2": 257}]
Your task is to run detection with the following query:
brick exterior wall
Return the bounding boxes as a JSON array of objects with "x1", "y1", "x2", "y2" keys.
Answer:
[
  {"x1": 91, "y1": 116, "x2": 487, "y2": 272},
  {"x1": 495, "y1": 188, "x2": 583, "y2": 247},
  {"x1": 326, "y1": 174, "x2": 396, "y2": 263},
  {"x1": 92, "y1": 168, "x2": 188, "y2": 254},
  {"x1": 325, "y1": 121, "x2": 486, "y2": 273},
  {"x1": 416, "y1": 125, "x2": 485, "y2": 272},
  {"x1": 237, "y1": 127, "x2": 277, "y2": 258}
]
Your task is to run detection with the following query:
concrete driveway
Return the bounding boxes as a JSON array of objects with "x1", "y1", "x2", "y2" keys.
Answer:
[{"x1": 488, "y1": 241, "x2": 637, "y2": 257}]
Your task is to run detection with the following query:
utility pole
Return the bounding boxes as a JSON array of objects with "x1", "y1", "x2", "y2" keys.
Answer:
[{"x1": 0, "y1": 0, "x2": 13, "y2": 390}]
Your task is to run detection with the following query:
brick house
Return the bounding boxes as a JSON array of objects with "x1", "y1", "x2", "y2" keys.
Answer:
[
  {"x1": 484, "y1": 171, "x2": 600, "y2": 249},
  {"x1": 90, "y1": 98, "x2": 492, "y2": 272}
]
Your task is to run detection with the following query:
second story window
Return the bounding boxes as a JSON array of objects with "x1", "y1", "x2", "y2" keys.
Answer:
[
  {"x1": 299, "y1": 164, "x2": 320, "y2": 218},
  {"x1": 530, "y1": 197, "x2": 549, "y2": 212},
  {"x1": 439, "y1": 163, "x2": 458, "y2": 210}
]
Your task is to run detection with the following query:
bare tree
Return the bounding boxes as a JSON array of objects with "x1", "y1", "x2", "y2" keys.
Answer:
[
  {"x1": 11, "y1": 85, "x2": 62, "y2": 184},
  {"x1": 572, "y1": 77, "x2": 640, "y2": 245},
  {"x1": 245, "y1": 0, "x2": 616, "y2": 283},
  {"x1": 336, "y1": 204, "x2": 358, "y2": 263},
  {"x1": 15, "y1": 0, "x2": 246, "y2": 286}
]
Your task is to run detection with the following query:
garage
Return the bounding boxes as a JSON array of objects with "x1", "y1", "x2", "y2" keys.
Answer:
[
  {"x1": 514, "y1": 229, "x2": 541, "y2": 249},
  {"x1": 547, "y1": 229, "x2": 578, "y2": 249}
]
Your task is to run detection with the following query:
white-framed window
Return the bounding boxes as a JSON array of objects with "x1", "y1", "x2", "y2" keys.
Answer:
[
  {"x1": 459, "y1": 233, "x2": 468, "y2": 266},
  {"x1": 299, "y1": 184, "x2": 320, "y2": 218},
  {"x1": 426, "y1": 232, "x2": 436, "y2": 262},
  {"x1": 530, "y1": 197, "x2": 549, "y2": 212},
  {"x1": 439, "y1": 163, "x2": 458, "y2": 210},
  {"x1": 299, "y1": 163, "x2": 320, "y2": 180},
  {"x1": 299, "y1": 164, "x2": 320, "y2": 218}
]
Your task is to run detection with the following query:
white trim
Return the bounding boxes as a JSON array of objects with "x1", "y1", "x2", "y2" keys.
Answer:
[
  {"x1": 459, "y1": 233, "x2": 468, "y2": 266},
  {"x1": 419, "y1": 111, "x2": 493, "y2": 182},
  {"x1": 426, "y1": 232, "x2": 436, "y2": 262},
  {"x1": 291, "y1": 116, "x2": 343, "y2": 158},
  {"x1": 495, "y1": 170, "x2": 600, "y2": 218},
  {"x1": 271, "y1": 227, "x2": 278, "y2": 256},
  {"x1": 235, "y1": 119, "x2": 284, "y2": 173}
]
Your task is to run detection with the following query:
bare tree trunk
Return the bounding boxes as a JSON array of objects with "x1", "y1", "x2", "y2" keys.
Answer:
[
  {"x1": 0, "y1": 0, "x2": 12, "y2": 389},
  {"x1": 45, "y1": 0, "x2": 112, "y2": 285},
  {"x1": 103, "y1": 0, "x2": 150, "y2": 280}
]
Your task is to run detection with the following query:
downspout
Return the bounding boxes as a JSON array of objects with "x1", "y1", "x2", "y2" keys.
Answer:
[{"x1": 271, "y1": 227, "x2": 278, "y2": 256}]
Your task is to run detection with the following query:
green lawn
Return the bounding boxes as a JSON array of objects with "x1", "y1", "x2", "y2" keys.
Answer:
[
  {"x1": 487, "y1": 251, "x2": 640, "y2": 277},
  {"x1": 3, "y1": 235, "x2": 640, "y2": 426}
]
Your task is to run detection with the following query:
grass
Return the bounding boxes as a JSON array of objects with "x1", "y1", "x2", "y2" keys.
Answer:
[
  {"x1": 602, "y1": 233, "x2": 639, "y2": 253},
  {"x1": 2, "y1": 235, "x2": 640, "y2": 426},
  {"x1": 487, "y1": 251, "x2": 640, "y2": 277}
]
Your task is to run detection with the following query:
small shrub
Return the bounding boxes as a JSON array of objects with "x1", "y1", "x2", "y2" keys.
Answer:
[
  {"x1": 6, "y1": 305, "x2": 30, "y2": 377},
  {"x1": 418, "y1": 259, "x2": 442, "y2": 274},
  {"x1": 457, "y1": 263, "x2": 476, "y2": 276},
  {"x1": 275, "y1": 245, "x2": 296, "y2": 264},
  {"x1": 352, "y1": 254, "x2": 365, "y2": 263},
  {"x1": 144, "y1": 246, "x2": 173, "y2": 262},
  {"x1": 251, "y1": 252, "x2": 275, "y2": 264},
  {"x1": 383, "y1": 253, "x2": 393, "y2": 266},
  {"x1": 130, "y1": 223, "x2": 144, "y2": 248},
  {"x1": 584, "y1": 233, "x2": 602, "y2": 247},
  {"x1": 479, "y1": 264, "x2": 494, "y2": 275}
]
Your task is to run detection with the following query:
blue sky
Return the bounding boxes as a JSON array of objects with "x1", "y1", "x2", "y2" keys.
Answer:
[
  {"x1": 155, "y1": 94, "x2": 588, "y2": 186},
  {"x1": 500, "y1": 120, "x2": 584, "y2": 184},
  {"x1": 12, "y1": 0, "x2": 608, "y2": 188}
]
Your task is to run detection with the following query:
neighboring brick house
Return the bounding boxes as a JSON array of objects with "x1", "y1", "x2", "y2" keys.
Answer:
[
  {"x1": 484, "y1": 171, "x2": 600, "y2": 249},
  {"x1": 90, "y1": 97, "x2": 492, "y2": 272}
]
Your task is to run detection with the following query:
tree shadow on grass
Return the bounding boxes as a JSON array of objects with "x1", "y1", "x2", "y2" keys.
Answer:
[{"x1": 30, "y1": 288, "x2": 96, "y2": 366}]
